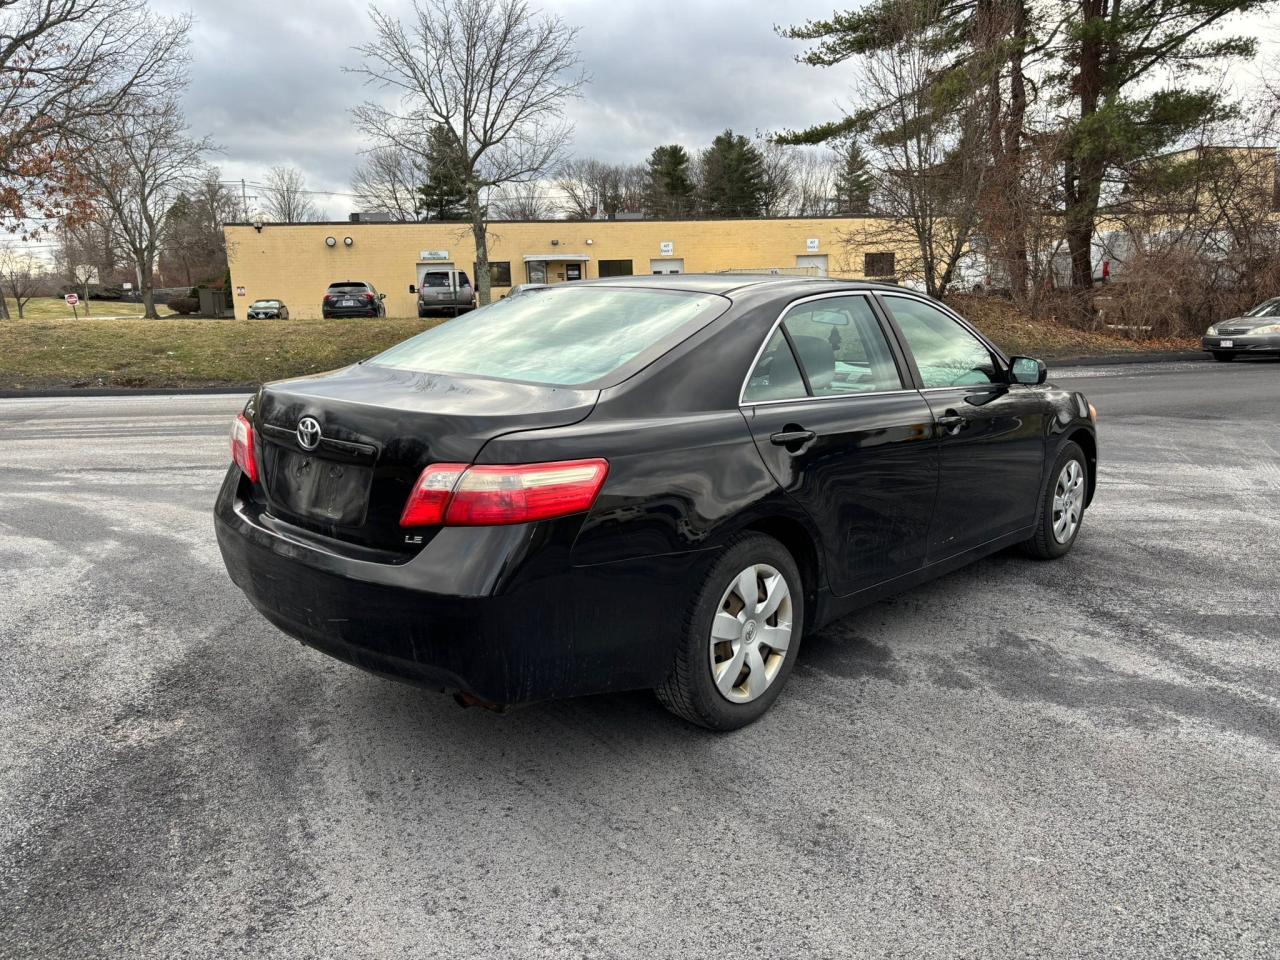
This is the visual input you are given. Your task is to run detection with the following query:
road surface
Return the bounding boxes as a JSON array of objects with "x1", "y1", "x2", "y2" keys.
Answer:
[{"x1": 1, "y1": 360, "x2": 1277, "y2": 959}]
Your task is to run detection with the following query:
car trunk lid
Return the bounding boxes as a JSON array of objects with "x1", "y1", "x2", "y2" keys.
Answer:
[{"x1": 252, "y1": 362, "x2": 597, "y2": 555}]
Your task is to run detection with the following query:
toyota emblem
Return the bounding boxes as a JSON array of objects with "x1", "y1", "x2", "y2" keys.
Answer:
[{"x1": 296, "y1": 417, "x2": 322, "y2": 451}]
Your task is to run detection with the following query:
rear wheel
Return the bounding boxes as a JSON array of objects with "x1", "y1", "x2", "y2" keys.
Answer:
[
  {"x1": 1022, "y1": 441, "x2": 1088, "y2": 560},
  {"x1": 1211, "y1": 351, "x2": 1236, "y2": 362},
  {"x1": 656, "y1": 533, "x2": 803, "y2": 730}
]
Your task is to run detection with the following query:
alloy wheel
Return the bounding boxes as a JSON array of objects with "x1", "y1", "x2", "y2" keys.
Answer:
[
  {"x1": 708, "y1": 563, "x2": 793, "y2": 704},
  {"x1": 1052, "y1": 459, "x2": 1085, "y2": 544}
]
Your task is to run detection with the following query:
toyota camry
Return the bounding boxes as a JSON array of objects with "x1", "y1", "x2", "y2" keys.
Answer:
[{"x1": 215, "y1": 275, "x2": 1098, "y2": 729}]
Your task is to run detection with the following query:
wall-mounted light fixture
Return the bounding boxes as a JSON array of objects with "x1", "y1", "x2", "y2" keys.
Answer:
[
  {"x1": 585, "y1": 239, "x2": 593, "y2": 245},
  {"x1": 325, "y1": 236, "x2": 337, "y2": 247},
  {"x1": 343, "y1": 236, "x2": 353, "y2": 247},
  {"x1": 550, "y1": 238, "x2": 560, "y2": 246},
  {"x1": 252, "y1": 221, "x2": 263, "y2": 233}
]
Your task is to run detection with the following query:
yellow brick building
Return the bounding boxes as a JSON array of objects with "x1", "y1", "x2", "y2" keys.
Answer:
[{"x1": 223, "y1": 217, "x2": 905, "y2": 320}]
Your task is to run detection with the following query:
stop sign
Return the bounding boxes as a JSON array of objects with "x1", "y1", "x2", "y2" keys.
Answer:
[{"x1": 64, "y1": 293, "x2": 79, "y2": 306}]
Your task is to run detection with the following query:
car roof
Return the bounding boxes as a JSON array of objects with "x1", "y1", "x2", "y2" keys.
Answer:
[
  {"x1": 328, "y1": 280, "x2": 372, "y2": 286},
  {"x1": 583, "y1": 273, "x2": 901, "y2": 297}
]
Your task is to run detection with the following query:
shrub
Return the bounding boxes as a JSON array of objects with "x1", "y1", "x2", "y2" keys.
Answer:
[{"x1": 168, "y1": 297, "x2": 201, "y2": 315}]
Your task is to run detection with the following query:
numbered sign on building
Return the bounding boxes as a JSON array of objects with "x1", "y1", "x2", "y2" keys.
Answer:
[
  {"x1": 660, "y1": 241, "x2": 674, "y2": 256},
  {"x1": 806, "y1": 238, "x2": 820, "y2": 252}
]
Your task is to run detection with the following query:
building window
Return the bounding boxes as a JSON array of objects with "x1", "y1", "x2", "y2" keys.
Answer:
[
  {"x1": 864, "y1": 253, "x2": 895, "y2": 277},
  {"x1": 598, "y1": 259, "x2": 633, "y2": 277},
  {"x1": 475, "y1": 261, "x2": 512, "y2": 286}
]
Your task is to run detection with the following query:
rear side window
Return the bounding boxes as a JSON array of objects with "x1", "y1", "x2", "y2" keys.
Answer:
[
  {"x1": 782, "y1": 297, "x2": 902, "y2": 396},
  {"x1": 743, "y1": 329, "x2": 807, "y2": 402},
  {"x1": 372, "y1": 285, "x2": 728, "y2": 386},
  {"x1": 884, "y1": 296, "x2": 999, "y2": 388}
]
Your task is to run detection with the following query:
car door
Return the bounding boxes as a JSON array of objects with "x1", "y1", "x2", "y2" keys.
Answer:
[
  {"x1": 742, "y1": 293, "x2": 938, "y2": 597},
  {"x1": 878, "y1": 293, "x2": 1048, "y2": 560}
]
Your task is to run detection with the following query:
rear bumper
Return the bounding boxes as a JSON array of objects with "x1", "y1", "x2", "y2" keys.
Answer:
[
  {"x1": 1202, "y1": 335, "x2": 1280, "y2": 355},
  {"x1": 214, "y1": 470, "x2": 708, "y2": 705},
  {"x1": 323, "y1": 307, "x2": 380, "y2": 318}
]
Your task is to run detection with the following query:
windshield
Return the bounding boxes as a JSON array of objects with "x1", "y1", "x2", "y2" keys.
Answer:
[
  {"x1": 1245, "y1": 299, "x2": 1280, "y2": 318},
  {"x1": 251, "y1": 300, "x2": 280, "y2": 308},
  {"x1": 371, "y1": 285, "x2": 728, "y2": 386}
]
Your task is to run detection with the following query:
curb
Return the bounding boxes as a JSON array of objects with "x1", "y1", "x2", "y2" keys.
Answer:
[{"x1": 1046, "y1": 351, "x2": 1206, "y2": 368}]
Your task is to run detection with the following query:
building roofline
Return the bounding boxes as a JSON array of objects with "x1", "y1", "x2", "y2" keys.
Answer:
[{"x1": 224, "y1": 213, "x2": 895, "y2": 228}]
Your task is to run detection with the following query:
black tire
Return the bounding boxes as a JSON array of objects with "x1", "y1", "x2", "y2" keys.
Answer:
[
  {"x1": 1211, "y1": 351, "x2": 1236, "y2": 362},
  {"x1": 656, "y1": 533, "x2": 804, "y2": 731},
  {"x1": 1022, "y1": 441, "x2": 1088, "y2": 560}
]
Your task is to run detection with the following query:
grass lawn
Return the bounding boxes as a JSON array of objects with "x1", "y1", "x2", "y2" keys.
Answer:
[
  {"x1": 5, "y1": 296, "x2": 176, "y2": 321},
  {"x1": 0, "y1": 297, "x2": 1198, "y2": 391},
  {"x1": 0, "y1": 316, "x2": 438, "y2": 390}
]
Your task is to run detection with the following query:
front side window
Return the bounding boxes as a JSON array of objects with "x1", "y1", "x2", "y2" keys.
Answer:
[
  {"x1": 372, "y1": 286, "x2": 727, "y2": 387},
  {"x1": 884, "y1": 296, "x2": 1000, "y2": 388},
  {"x1": 782, "y1": 297, "x2": 902, "y2": 396}
]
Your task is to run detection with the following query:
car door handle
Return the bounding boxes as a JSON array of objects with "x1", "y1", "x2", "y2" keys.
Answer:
[
  {"x1": 770, "y1": 428, "x2": 816, "y2": 448},
  {"x1": 936, "y1": 414, "x2": 966, "y2": 436}
]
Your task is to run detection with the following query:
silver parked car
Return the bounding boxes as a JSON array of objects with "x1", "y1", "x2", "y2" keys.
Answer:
[
  {"x1": 417, "y1": 269, "x2": 475, "y2": 317},
  {"x1": 1203, "y1": 298, "x2": 1280, "y2": 361}
]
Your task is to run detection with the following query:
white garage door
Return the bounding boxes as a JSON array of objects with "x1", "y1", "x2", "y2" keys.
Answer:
[
  {"x1": 795, "y1": 255, "x2": 829, "y2": 277},
  {"x1": 650, "y1": 258, "x2": 685, "y2": 275}
]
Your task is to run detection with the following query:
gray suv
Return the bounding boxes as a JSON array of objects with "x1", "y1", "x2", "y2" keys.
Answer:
[{"x1": 418, "y1": 269, "x2": 475, "y2": 317}]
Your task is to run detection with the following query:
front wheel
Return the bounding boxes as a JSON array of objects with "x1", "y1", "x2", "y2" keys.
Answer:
[
  {"x1": 1022, "y1": 441, "x2": 1089, "y2": 560},
  {"x1": 1211, "y1": 351, "x2": 1236, "y2": 362},
  {"x1": 656, "y1": 533, "x2": 804, "y2": 730}
]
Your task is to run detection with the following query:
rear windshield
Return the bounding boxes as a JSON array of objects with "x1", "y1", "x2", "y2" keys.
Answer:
[
  {"x1": 371, "y1": 285, "x2": 728, "y2": 386},
  {"x1": 422, "y1": 273, "x2": 453, "y2": 287},
  {"x1": 329, "y1": 284, "x2": 369, "y2": 295}
]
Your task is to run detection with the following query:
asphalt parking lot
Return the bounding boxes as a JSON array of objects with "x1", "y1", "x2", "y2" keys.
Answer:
[{"x1": 1, "y1": 359, "x2": 1277, "y2": 959}]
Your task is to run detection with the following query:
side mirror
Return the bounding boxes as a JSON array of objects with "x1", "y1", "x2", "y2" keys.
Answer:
[
  {"x1": 378, "y1": 292, "x2": 387, "y2": 301},
  {"x1": 408, "y1": 284, "x2": 416, "y2": 294},
  {"x1": 1009, "y1": 356, "x2": 1047, "y2": 385}
]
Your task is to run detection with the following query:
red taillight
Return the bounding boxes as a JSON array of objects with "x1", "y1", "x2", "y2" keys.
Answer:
[
  {"x1": 323, "y1": 294, "x2": 333, "y2": 302},
  {"x1": 363, "y1": 292, "x2": 375, "y2": 302},
  {"x1": 400, "y1": 459, "x2": 609, "y2": 527},
  {"x1": 230, "y1": 412, "x2": 259, "y2": 483},
  {"x1": 399, "y1": 463, "x2": 467, "y2": 527}
]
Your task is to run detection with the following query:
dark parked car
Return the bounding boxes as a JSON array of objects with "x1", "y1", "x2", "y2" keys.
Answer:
[
  {"x1": 323, "y1": 281, "x2": 385, "y2": 319},
  {"x1": 247, "y1": 299, "x2": 289, "y2": 320},
  {"x1": 1202, "y1": 297, "x2": 1280, "y2": 361},
  {"x1": 216, "y1": 276, "x2": 1098, "y2": 729}
]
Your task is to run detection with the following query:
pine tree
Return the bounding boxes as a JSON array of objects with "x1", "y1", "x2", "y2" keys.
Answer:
[
  {"x1": 415, "y1": 125, "x2": 468, "y2": 221},
  {"x1": 832, "y1": 139, "x2": 873, "y2": 215},
  {"x1": 699, "y1": 129, "x2": 766, "y2": 217},
  {"x1": 645, "y1": 145, "x2": 696, "y2": 218}
]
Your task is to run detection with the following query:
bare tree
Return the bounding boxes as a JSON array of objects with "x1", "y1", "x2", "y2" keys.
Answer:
[
  {"x1": 0, "y1": 0, "x2": 190, "y2": 232},
  {"x1": 555, "y1": 158, "x2": 645, "y2": 219},
  {"x1": 791, "y1": 148, "x2": 836, "y2": 216},
  {"x1": 80, "y1": 99, "x2": 211, "y2": 317},
  {"x1": 261, "y1": 166, "x2": 318, "y2": 223},
  {"x1": 841, "y1": 0, "x2": 990, "y2": 296},
  {"x1": 351, "y1": 0, "x2": 586, "y2": 304},
  {"x1": 758, "y1": 140, "x2": 797, "y2": 216},
  {"x1": 0, "y1": 242, "x2": 43, "y2": 318},
  {"x1": 351, "y1": 146, "x2": 421, "y2": 220},
  {"x1": 489, "y1": 181, "x2": 552, "y2": 220}
]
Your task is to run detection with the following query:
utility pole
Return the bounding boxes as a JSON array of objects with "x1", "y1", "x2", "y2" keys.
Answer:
[{"x1": 241, "y1": 179, "x2": 248, "y2": 219}]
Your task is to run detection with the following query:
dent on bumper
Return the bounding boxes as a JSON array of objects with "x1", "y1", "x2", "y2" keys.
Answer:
[{"x1": 214, "y1": 482, "x2": 703, "y2": 705}]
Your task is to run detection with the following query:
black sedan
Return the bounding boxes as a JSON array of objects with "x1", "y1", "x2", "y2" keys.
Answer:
[
  {"x1": 247, "y1": 299, "x2": 288, "y2": 320},
  {"x1": 216, "y1": 276, "x2": 1098, "y2": 729},
  {"x1": 1202, "y1": 297, "x2": 1280, "y2": 361}
]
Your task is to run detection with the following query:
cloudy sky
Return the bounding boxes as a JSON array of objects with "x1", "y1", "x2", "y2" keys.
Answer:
[
  {"x1": 151, "y1": 0, "x2": 873, "y2": 212},
  {"x1": 139, "y1": 0, "x2": 1280, "y2": 217}
]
